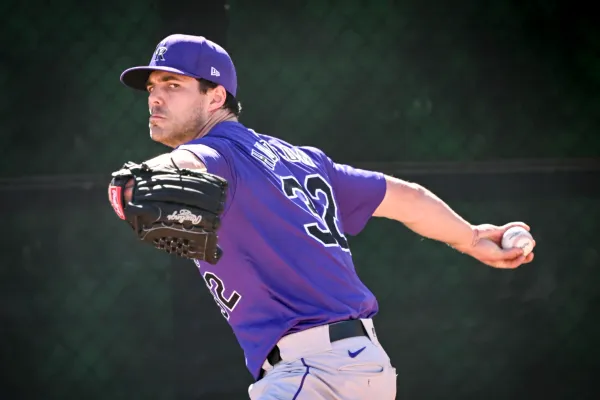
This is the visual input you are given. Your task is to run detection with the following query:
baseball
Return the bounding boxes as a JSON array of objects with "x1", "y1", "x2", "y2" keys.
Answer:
[{"x1": 501, "y1": 226, "x2": 534, "y2": 256}]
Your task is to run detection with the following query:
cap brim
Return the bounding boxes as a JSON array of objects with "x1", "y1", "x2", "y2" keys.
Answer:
[{"x1": 120, "y1": 66, "x2": 200, "y2": 91}]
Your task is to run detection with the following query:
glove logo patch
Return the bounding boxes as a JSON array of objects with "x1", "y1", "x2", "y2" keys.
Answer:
[
  {"x1": 167, "y1": 209, "x2": 203, "y2": 225},
  {"x1": 109, "y1": 186, "x2": 125, "y2": 220}
]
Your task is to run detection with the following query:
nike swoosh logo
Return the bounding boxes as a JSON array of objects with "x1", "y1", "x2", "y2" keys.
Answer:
[{"x1": 348, "y1": 346, "x2": 366, "y2": 358}]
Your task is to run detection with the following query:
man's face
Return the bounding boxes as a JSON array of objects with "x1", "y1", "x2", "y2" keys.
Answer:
[{"x1": 146, "y1": 70, "x2": 209, "y2": 148}]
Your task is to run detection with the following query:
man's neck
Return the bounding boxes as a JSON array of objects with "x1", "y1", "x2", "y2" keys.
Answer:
[{"x1": 194, "y1": 110, "x2": 238, "y2": 140}]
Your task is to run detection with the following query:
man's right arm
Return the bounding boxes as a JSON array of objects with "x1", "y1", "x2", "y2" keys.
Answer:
[
  {"x1": 373, "y1": 175, "x2": 476, "y2": 251},
  {"x1": 372, "y1": 175, "x2": 535, "y2": 269}
]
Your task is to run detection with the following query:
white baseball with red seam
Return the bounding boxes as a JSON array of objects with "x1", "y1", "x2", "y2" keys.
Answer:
[{"x1": 501, "y1": 226, "x2": 534, "y2": 256}]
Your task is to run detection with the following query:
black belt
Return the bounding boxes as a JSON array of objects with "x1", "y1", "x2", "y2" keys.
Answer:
[{"x1": 260, "y1": 319, "x2": 369, "y2": 379}]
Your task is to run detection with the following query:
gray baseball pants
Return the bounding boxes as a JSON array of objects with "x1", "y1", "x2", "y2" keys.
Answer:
[{"x1": 248, "y1": 319, "x2": 397, "y2": 399}]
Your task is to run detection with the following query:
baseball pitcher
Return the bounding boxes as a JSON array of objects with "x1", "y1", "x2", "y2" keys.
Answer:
[{"x1": 108, "y1": 34, "x2": 535, "y2": 399}]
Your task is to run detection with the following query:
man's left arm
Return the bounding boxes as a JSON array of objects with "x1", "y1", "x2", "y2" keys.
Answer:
[
  {"x1": 106, "y1": 148, "x2": 228, "y2": 264},
  {"x1": 116, "y1": 150, "x2": 209, "y2": 205},
  {"x1": 142, "y1": 149, "x2": 208, "y2": 171}
]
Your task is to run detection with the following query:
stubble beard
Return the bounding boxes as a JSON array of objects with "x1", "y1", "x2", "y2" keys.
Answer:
[{"x1": 150, "y1": 108, "x2": 206, "y2": 148}]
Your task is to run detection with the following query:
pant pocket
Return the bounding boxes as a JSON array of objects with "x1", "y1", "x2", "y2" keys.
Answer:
[
  {"x1": 372, "y1": 366, "x2": 397, "y2": 400},
  {"x1": 333, "y1": 364, "x2": 396, "y2": 400},
  {"x1": 337, "y1": 362, "x2": 385, "y2": 374}
]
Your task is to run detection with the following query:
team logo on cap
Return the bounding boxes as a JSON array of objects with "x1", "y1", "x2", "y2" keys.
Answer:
[{"x1": 154, "y1": 46, "x2": 168, "y2": 61}]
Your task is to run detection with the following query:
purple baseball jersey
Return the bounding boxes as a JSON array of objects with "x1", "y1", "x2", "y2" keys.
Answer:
[{"x1": 177, "y1": 121, "x2": 387, "y2": 379}]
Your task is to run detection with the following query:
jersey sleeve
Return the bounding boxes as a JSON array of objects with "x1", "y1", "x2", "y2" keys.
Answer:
[
  {"x1": 327, "y1": 158, "x2": 387, "y2": 236},
  {"x1": 176, "y1": 143, "x2": 228, "y2": 177},
  {"x1": 176, "y1": 142, "x2": 237, "y2": 213}
]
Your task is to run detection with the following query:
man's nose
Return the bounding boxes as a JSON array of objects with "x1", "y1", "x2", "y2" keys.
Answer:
[{"x1": 148, "y1": 89, "x2": 163, "y2": 107}]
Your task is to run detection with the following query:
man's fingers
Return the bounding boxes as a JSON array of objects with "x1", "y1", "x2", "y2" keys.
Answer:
[
  {"x1": 506, "y1": 256, "x2": 527, "y2": 268},
  {"x1": 489, "y1": 252, "x2": 534, "y2": 269},
  {"x1": 524, "y1": 252, "x2": 535, "y2": 263},
  {"x1": 477, "y1": 222, "x2": 530, "y2": 242},
  {"x1": 492, "y1": 255, "x2": 526, "y2": 269},
  {"x1": 502, "y1": 247, "x2": 525, "y2": 260}
]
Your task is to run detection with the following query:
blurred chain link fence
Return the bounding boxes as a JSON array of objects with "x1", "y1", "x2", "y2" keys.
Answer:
[
  {"x1": 2, "y1": 0, "x2": 599, "y2": 399},
  {"x1": 3, "y1": 190, "x2": 176, "y2": 400},
  {"x1": 3, "y1": 0, "x2": 600, "y2": 177},
  {"x1": 4, "y1": 182, "x2": 598, "y2": 400}
]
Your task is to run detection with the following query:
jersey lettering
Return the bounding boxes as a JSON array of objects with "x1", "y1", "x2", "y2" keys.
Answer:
[
  {"x1": 251, "y1": 139, "x2": 279, "y2": 170},
  {"x1": 251, "y1": 137, "x2": 316, "y2": 170},
  {"x1": 271, "y1": 142, "x2": 316, "y2": 167},
  {"x1": 272, "y1": 142, "x2": 300, "y2": 162},
  {"x1": 281, "y1": 174, "x2": 350, "y2": 251},
  {"x1": 203, "y1": 272, "x2": 242, "y2": 320}
]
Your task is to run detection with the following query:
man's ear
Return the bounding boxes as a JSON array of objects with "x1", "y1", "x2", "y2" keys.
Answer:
[{"x1": 209, "y1": 85, "x2": 227, "y2": 111}]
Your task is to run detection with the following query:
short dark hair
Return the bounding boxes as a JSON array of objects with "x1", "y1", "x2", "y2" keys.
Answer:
[{"x1": 197, "y1": 79, "x2": 242, "y2": 117}]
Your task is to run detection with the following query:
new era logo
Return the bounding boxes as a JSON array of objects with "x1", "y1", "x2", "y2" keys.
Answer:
[{"x1": 211, "y1": 67, "x2": 220, "y2": 77}]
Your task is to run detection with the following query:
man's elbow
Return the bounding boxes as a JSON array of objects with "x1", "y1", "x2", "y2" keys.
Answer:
[{"x1": 170, "y1": 149, "x2": 207, "y2": 171}]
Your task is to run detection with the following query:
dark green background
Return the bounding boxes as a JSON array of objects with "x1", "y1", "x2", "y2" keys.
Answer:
[{"x1": 1, "y1": 0, "x2": 599, "y2": 399}]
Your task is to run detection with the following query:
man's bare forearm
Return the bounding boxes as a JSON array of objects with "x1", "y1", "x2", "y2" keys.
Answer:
[{"x1": 373, "y1": 176, "x2": 474, "y2": 249}]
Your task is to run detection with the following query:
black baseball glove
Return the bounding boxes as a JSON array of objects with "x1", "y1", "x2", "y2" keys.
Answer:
[{"x1": 108, "y1": 161, "x2": 228, "y2": 264}]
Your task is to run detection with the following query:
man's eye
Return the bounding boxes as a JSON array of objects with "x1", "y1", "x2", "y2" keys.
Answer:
[{"x1": 169, "y1": 83, "x2": 179, "y2": 88}]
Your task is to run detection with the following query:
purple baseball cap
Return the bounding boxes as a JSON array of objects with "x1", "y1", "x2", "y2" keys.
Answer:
[{"x1": 120, "y1": 34, "x2": 237, "y2": 97}]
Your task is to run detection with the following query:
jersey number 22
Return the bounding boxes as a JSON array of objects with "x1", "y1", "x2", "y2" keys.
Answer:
[{"x1": 281, "y1": 174, "x2": 349, "y2": 251}]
